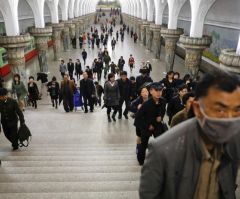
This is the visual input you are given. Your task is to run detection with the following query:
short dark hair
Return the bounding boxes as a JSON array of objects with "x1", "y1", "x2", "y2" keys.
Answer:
[
  {"x1": 29, "y1": 76, "x2": 34, "y2": 80},
  {"x1": 0, "y1": 88, "x2": 8, "y2": 96},
  {"x1": 130, "y1": 76, "x2": 135, "y2": 81},
  {"x1": 178, "y1": 84, "x2": 188, "y2": 92},
  {"x1": 120, "y1": 71, "x2": 127, "y2": 76},
  {"x1": 182, "y1": 92, "x2": 195, "y2": 105},
  {"x1": 108, "y1": 73, "x2": 115, "y2": 80},
  {"x1": 52, "y1": 76, "x2": 56, "y2": 81},
  {"x1": 195, "y1": 71, "x2": 240, "y2": 99}
]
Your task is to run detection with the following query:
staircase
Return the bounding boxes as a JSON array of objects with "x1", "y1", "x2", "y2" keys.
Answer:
[{"x1": 0, "y1": 144, "x2": 140, "y2": 199}]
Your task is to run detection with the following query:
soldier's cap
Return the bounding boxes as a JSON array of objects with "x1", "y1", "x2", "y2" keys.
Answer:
[
  {"x1": 0, "y1": 88, "x2": 8, "y2": 96},
  {"x1": 149, "y1": 82, "x2": 163, "y2": 91}
]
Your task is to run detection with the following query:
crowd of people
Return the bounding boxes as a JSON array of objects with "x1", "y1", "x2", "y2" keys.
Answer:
[{"x1": 1, "y1": 10, "x2": 240, "y2": 199}]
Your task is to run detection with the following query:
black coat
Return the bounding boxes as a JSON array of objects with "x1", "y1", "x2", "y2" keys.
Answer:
[
  {"x1": 67, "y1": 62, "x2": 74, "y2": 73},
  {"x1": 117, "y1": 79, "x2": 131, "y2": 100},
  {"x1": 135, "y1": 97, "x2": 166, "y2": 131},
  {"x1": 167, "y1": 95, "x2": 185, "y2": 121},
  {"x1": 136, "y1": 75, "x2": 153, "y2": 92},
  {"x1": 0, "y1": 98, "x2": 25, "y2": 127},
  {"x1": 82, "y1": 51, "x2": 87, "y2": 59},
  {"x1": 28, "y1": 82, "x2": 39, "y2": 101},
  {"x1": 47, "y1": 81, "x2": 60, "y2": 99},
  {"x1": 80, "y1": 78, "x2": 95, "y2": 97},
  {"x1": 75, "y1": 62, "x2": 82, "y2": 73}
]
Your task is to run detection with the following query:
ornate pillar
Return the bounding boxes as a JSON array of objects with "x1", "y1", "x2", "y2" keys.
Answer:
[
  {"x1": 65, "y1": 20, "x2": 75, "y2": 45},
  {"x1": 73, "y1": 19, "x2": 80, "y2": 49},
  {"x1": 179, "y1": 35, "x2": 212, "y2": 78},
  {"x1": 146, "y1": 23, "x2": 154, "y2": 51},
  {"x1": 161, "y1": 28, "x2": 183, "y2": 71},
  {"x1": 0, "y1": 34, "x2": 31, "y2": 84},
  {"x1": 137, "y1": 20, "x2": 143, "y2": 41},
  {"x1": 134, "y1": 17, "x2": 139, "y2": 33},
  {"x1": 219, "y1": 49, "x2": 240, "y2": 74},
  {"x1": 151, "y1": 25, "x2": 162, "y2": 59},
  {"x1": 30, "y1": 27, "x2": 52, "y2": 73},
  {"x1": 140, "y1": 21, "x2": 150, "y2": 46},
  {"x1": 52, "y1": 23, "x2": 64, "y2": 61}
]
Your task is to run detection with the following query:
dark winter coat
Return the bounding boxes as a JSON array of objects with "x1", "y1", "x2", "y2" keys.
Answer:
[
  {"x1": 104, "y1": 81, "x2": 120, "y2": 107},
  {"x1": 80, "y1": 78, "x2": 95, "y2": 97},
  {"x1": 28, "y1": 82, "x2": 39, "y2": 101}
]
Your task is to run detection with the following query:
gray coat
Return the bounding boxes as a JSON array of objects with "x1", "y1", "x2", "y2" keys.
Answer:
[
  {"x1": 59, "y1": 63, "x2": 67, "y2": 73},
  {"x1": 139, "y1": 118, "x2": 240, "y2": 199},
  {"x1": 104, "y1": 81, "x2": 120, "y2": 107}
]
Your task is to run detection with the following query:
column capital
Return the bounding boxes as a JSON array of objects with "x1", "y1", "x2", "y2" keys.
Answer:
[
  {"x1": 161, "y1": 27, "x2": 184, "y2": 40},
  {"x1": 51, "y1": 23, "x2": 65, "y2": 31},
  {"x1": 30, "y1": 27, "x2": 53, "y2": 38},
  {"x1": 219, "y1": 49, "x2": 240, "y2": 74},
  {"x1": 0, "y1": 34, "x2": 31, "y2": 48},
  {"x1": 150, "y1": 24, "x2": 161, "y2": 31},
  {"x1": 179, "y1": 35, "x2": 212, "y2": 50}
]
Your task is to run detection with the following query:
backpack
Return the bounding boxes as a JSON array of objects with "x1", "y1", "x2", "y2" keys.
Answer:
[{"x1": 18, "y1": 124, "x2": 32, "y2": 147}]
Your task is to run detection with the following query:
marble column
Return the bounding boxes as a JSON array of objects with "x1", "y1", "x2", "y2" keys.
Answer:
[
  {"x1": 180, "y1": 35, "x2": 212, "y2": 78},
  {"x1": 52, "y1": 23, "x2": 64, "y2": 61},
  {"x1": 0, "y1": 34, "x2": 31, "y2": 84},
  {"x1": 140, "y1": 21, "x2": 150, "y2": 46},
  {"x1": 134, "y1": 17, "x2": 139, "y2": 34},
  {"x1": 73, "y1": 19, "x2": 80, "y2": 49},
  {"x1": 161, "y1": 27, "x2": 183, "y2": 71},
  {"x1": 151, "y1": 25, "x2": 162, "y2": 59},
  {"x1": 137, "y1": 19, "x2": 143, "y2": 41},
  {"x1": 65, "y1": 21, "x2": 75, "y2": 43},
  {"x1": 78, "y1": 19, "x2": 84, "y2": 34},
  {"x1": 146, "y1": 23, "x2": 154, "y2": 51},
  {"x1": 30, "y1": 27, "x2": 52, "y2": 73},
  {"x1": 219, "y1": 49, "x2": 240, "y2": 74},
  {"x1": 62, "y1": 21, "x2": 73, "y2": 52}
]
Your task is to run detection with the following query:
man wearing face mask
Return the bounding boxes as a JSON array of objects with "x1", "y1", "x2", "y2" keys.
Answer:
[{"x1": 139, "y1": 71, "x2": 240, "y2": 199}]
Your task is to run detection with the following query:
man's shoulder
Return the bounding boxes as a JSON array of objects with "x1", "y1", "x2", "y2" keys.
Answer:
[{"x1": 151, "y1": 118, "x2": 198, "y2": 154}]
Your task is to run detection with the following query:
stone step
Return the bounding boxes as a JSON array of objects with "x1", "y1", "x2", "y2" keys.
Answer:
[
  {"x1": 1, "y1": 160, "x2": 138, "y2": 167},
  {"x1": 0, "y1": 166, "x2": 141, "y2": 174},
  {"x1": 0, "y1": 191, "x2": 139, "y2": 199},
  {"x1": 0, "y1": 172, "x2": 140, "y2": 182},
  {"x1": 6, "y1": 150, "x2": 135, "y2": 156},
  {"x1": 0, "y1": 181, "x2": 139, "y2": 193},
  {"x1": 2, "y1": 155, "x2": 136, "y2": 161}
]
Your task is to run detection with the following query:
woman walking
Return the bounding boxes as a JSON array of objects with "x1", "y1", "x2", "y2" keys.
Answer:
[
  {"x1": 12, "y1": 74, "x2": 27, "y2": 111},
  {"x1": 104, "y1": 73, "x2": 120, "y2": 122},
  {"x1": 47, "y1": 76, "x2": 60, "y2": 109},
  {"x1": 28, "y1": 76, "x2": 39, "y2": 109}
]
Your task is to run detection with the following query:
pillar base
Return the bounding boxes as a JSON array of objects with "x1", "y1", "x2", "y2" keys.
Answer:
[
  {"x1": 219, "y1": 49, "x2": 240, "y2": 74},
  {"x1": 52, "y1": 23, "x2": 64, "y2": 61},
  {"x1": 0, "y1": 34, "x2": 31, "y2": 84},
  {"x1": 30, "y1": 27, "x2": 52, "y2": 73},
  {"x1": 161, "y1": 28, "x2": 184, "y2": 71},
  {"x1": 150, "y1": 24, "x2": 162, "y2": 59},
  {"x1": 179, "y1": 35, "x2": 212, "y2": 77}
]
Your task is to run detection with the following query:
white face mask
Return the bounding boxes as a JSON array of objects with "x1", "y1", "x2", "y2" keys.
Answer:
[{"x1": 198, "y1": 106, "x2": 240, "y2": 144}]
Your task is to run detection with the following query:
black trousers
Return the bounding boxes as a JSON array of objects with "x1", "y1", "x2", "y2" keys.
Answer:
[
  {"x1": 51, "y1": 98, "x2": 58, "y2": 108},
  {"x1": 97, "y1": 71, "x2": 102, "y2": 81},
  {"x1": 63, "y1": 95, "x2": 74, "y2": 112},
  {"x1": 138, "y1": 128, "x2": 162, "y2": 165},
  {"x1": 2, "y1": 123, "x2": 18, "y2": 148},
  {"x1": 69, "y1": 72, "x2": 73, "y2": 80},
  {"x1": 107, "y1": 106, "x2": 118, "y2": 115},
  {"x1": 83, "y1": 96, "x2": 94, "y2": 111},
  {"x1": 119, "y1": 98, "x2": 130, "y2": 116}
]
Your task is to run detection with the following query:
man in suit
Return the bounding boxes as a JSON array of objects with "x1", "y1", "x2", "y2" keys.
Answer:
[
  {"x1": 0, "y1": 88, "x2": 25, "y2": 150},
  {"x1": 80, "y1": 72, "x2": 96, "y2": 113},
  {"x1": 67, "y1": 59, "x2": 74, "y2": 80},
  {"x1": 60, "y1": 74, "x2": 75, "y2": 112}
]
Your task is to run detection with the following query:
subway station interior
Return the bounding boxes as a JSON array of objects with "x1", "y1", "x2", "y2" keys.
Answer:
[{"x1": 0, "y1": 0, "x2": 239, "y2": 198}]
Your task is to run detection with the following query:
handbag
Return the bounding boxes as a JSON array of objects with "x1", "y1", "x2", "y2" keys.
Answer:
[{"x1": 18, "y1": 124, "x2": 32, "y2": 147}]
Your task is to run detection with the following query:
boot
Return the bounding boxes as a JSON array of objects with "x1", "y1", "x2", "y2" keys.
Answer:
[
  {"x1": 112, "y1": 112, "x2": 116, "y2": 122},
  {"x1": 108, "y1": 114, "x2": 112, "y2": 122}
]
